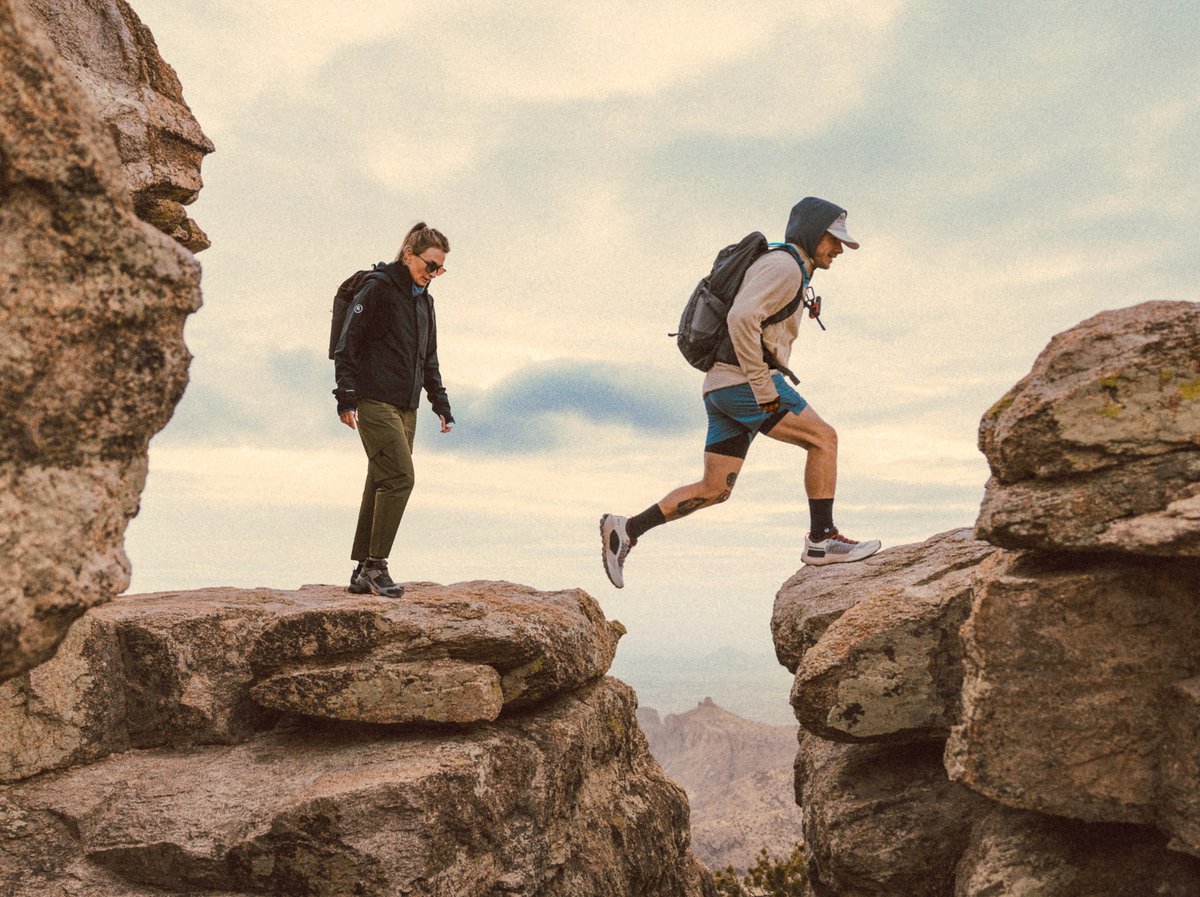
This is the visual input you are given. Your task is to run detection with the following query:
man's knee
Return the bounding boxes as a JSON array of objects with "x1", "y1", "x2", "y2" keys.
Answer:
[
  {"x1": 705, "y1": 470, "x2": 738, "y2": 503},
  {"x1": 800, "y1": 417, "x2": 836, "y2": 453},
  {"x1": 820, "y1": 422, "x2": 838, "y2": 452}
]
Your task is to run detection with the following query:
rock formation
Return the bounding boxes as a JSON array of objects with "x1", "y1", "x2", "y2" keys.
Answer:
[
  {"x1": 773, "y1": 301, "x2": 1200, "y2": 895},
  {"x1": 0, "y1": 581, "x2": 716, "y2": 896},
  {"x1": 0, "y1": 0, "x2": 210, "y2": 683},
  {"x1": 23, "y1": 0, "x2": 214, "y2": 251},
  {"x1": 638, "y1": 698, "x2": 802, "y2": 871},
  {"x1": 975, "y1": 300, "x2": 1200, "y2": 556}
]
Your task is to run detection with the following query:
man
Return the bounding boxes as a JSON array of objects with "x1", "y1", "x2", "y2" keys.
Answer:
[
  {"x1": 600, "y1": 197, "x2": 880, "y2": 589},
  {"x1": 333, "y1": 222, "x2": 455, "y2": 598}
]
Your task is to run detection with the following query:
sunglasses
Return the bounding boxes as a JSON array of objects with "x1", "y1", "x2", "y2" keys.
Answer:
[{"x1": 416, "y1": 254, "x2": 446, "y2": 275}]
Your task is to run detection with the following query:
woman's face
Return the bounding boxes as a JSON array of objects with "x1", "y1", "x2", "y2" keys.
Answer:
[{"x1": 405, "y1": 247, "x2": 447, "y2": 288}]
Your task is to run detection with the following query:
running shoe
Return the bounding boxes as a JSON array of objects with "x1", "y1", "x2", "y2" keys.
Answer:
[
  {"x1": 356, "y1": 561, "x2": 405, "y2": 598},
  {"x1": 801, "y1": 531, "x2": 881, "y2": 566},
  {"x1": 600, "y1": 513, "x2": 632, "y2": 588}
]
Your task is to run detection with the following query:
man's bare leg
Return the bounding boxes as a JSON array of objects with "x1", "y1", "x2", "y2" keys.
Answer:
[
  {"x1": 761, "y1": 404, "x2": 879, "y2": 564},
  {"x1": 655, "y1": 450, "x2": 746, "y2": 521},
  {"x1": 599, "y1": 451, "x2": 744, "y2": 588},
  {"x1": 759, "y1": 405, "x2": 837, "y2": 499}
]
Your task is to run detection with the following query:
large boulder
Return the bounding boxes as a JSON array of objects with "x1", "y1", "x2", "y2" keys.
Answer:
[
  {"x1": 1, "y1": 583, "x2": 624, "y2": 782},
  {"x1": 774, "y1": 530, "x2": 994, "y2": 743},
  {"x1": 955, "y1": 806, "x2": 1200, "y2": 897},
  {"x1": 24, "y1": 0, "x2": 214, "y2": 250},
  {"x1": 772, "y1": 529, "x2": 992, "y2": 672},
  {"x1": 797, "y1": 733, "x2": 991, "y2": 897},
  {"x1": 0, "y1": 0, "x2": 209, "y2": 683},
  {"x1": 976, "y1": 301, "x2": 1200, "y2": 556},
  {"x1": 945, "y1": 549, "x2": 1200, "y2": 856},
  {"x1": 1, "y1": 677, "x2": 715, "y2": 897}
]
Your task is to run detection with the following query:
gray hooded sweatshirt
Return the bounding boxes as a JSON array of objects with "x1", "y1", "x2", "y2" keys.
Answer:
[{"x1": 701, "y1": 198, "x2": 846, "y2": 404}]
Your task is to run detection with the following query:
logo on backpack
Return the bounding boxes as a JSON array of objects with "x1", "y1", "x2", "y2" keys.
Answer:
[
  {"x1": 670, "y1": 232, "x2": 822, "y2": 384},
  {"x1": 328, "y1": 265, "x2": 387, "y2": 359}
]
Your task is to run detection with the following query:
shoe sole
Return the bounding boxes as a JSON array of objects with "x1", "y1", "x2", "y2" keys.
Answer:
[
  {"x1": 599, "y1": 514, "x2": 624, "y2": 589},
  {"x1": 802, "y1": 542, "x2": 881, "y2": 566},
  {"x1": 367, "y1": 586, "x2": 404, "y2": 598}
]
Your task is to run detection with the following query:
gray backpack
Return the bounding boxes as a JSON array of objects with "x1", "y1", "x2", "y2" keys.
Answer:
[{"x1": 671, "y1": 233, "x2": 818, "y2": 383}]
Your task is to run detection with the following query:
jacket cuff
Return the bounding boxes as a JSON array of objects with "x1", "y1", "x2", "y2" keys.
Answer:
[{"x1": 334, "y1": 387, "x2": 357, "y2": 414}]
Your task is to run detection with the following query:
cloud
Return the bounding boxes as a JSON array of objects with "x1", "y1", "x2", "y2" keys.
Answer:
[
  {"x1": 156, "y1": 349, "x2": 700, "y2": 458},
  {"x1": 436, "y1": 359, "x2": 697, "y2": 454}
]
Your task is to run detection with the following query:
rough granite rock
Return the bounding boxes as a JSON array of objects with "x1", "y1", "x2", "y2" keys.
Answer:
[
  {"x1": 945, "y1": 549, "x2": 1200, "y2": 855},
  {"x1": 796, "y1": 732, "x2": 992, "y2": 897},
  {"x1": 788, "y1": 530, "x2": 994, "y2": 744},
  {"x1": 954, "y1": 806, "x2": 1200, "y2": 897},
  {"x1": 1, "y1": 582, "x2": 624, "y2": 782},
  {"x1": 0, "y1": 0, "x2": 208, "y2": 683},
  {"x1": 0, "y1": 677, "x2": 716, "y2": 897},
  {"x1": 25, "y1": 0, "x2": 214, "y2": 250},
  {"x1": 1164, "y1": 676, "x2": 1200, "y2": 858},
  {"x1": 251, "y1": 659, "x2": 505, "y2": 725},
  {"x1": 976, "y1": 300, "x2": 1200, "y2": 556},
  {"x1": 772, "y1": 529, "x2": 993, "y2": 674}
]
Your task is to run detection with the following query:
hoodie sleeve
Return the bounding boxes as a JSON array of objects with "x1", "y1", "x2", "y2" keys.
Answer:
[
  {"x1": 331, "y1": 277, "x2": 384, "y2": 413},
  {"x1": 724, "y1": 254, "x2": 805, "y2": 404}
]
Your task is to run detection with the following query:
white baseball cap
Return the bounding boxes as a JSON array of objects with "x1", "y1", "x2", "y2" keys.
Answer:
[{"x1": 826, "y1": 212, "x2": 860, "y2": 249}]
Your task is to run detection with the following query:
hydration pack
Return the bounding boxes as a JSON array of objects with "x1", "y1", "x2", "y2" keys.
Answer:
[
  {"x1": 671, "y1": 233, "x2": 818, "y2": 383},
  {"x1": 328, "y1": 264, "x2": 387, "y2": 359}
]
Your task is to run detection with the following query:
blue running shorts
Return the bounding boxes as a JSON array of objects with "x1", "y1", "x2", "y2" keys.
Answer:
[{"x1": 704, "y1": 373, "x2": 808, "y2": 458}]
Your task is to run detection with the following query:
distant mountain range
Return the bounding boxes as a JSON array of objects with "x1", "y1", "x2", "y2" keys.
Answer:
[
  {"x1": 613, "y1": 645, "x2": 796, "y2": 725},
  {"x1": 638, "y1": 697, "x2": 802, "y2": 872}
]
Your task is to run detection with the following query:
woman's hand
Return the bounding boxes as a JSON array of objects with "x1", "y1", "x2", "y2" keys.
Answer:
[{"x1": 439, "y1": 415, "x2": 454, "y2": 433}]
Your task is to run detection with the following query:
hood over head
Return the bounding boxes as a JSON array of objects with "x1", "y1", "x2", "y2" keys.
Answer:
[{"x1": 785, "y1": 197, "x2": 855, "y2": 259}]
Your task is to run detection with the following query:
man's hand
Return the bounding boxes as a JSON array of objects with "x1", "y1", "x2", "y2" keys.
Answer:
[
  {"x1": 759, "y1": 398, "x2": 781, "y2": 414},
  {"x1": 339, "y1": 410, "x2": 358, "y2": 430},
  {"x1": 439, "y1": 415, "x2": 454, "y2": 433}
]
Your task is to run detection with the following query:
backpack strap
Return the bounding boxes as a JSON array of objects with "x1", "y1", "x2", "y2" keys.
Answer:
[{"x1": 755, "y1": 244, "x2": 813, "y2": 384}]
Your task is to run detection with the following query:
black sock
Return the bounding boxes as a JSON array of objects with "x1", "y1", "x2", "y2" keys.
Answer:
[
  {"x1": 627, "y1": 505, "x2": 667, "y2": 540},
  {"x1": 809, "y1": 498, "x2": 835, "y2": 538}
]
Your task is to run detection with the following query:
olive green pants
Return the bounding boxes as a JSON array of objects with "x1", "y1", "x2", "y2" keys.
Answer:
[{"x1": 351, "y1": 399, "x2": 417, "y2": 561}]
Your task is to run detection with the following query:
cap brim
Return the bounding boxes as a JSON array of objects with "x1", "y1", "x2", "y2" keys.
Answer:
[{"x1": 827, "y1": 224, "x2": 859, "y2": 249}]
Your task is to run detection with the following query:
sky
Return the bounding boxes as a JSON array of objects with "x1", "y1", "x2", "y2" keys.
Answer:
[{"x1": 123, "y1": 1, "x2": 1199, "y2": 722}]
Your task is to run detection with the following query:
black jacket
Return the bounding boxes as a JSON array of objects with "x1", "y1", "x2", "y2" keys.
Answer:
[{"x1": 332, "y1": 261, "x2": 453, "y2": 421}]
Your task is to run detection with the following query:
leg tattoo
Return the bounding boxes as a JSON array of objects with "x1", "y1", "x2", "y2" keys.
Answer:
[{"x1": 675, "y1": 497, "x2": 708, "y2": 517}]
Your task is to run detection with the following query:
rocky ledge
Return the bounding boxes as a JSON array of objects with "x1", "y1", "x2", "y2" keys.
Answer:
[
  {"x1": 0, "y1": 581, "x2": 714, "y2": 897},
  {"x1": 773, "y1": 300, "x2": 1200, "y2": 897}
]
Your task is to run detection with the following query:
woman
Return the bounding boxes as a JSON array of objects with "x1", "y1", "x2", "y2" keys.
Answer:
[{"x1": 332, "y1": 222, "x2": 454, "y2": 597}]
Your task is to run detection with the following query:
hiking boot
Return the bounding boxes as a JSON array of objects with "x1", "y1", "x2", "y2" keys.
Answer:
[
  {"x1": 357, "y1": 561, "x2": 405, "y2": 598},
  {"x1": 347, "y1": 563, "x2": 370, "y2": 594},
  {"x1": 600, "y1": 513, "x2": 632, "y2": 589},
  {"x1": 802, "y1": 531, "x2": 881, "y2": 566}
]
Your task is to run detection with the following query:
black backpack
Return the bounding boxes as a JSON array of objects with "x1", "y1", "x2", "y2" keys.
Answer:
[
  {"x1": 328, "y1": 264, "x2": 387, "y2": 359},
  {"x1": 672, "y1": 233, "x2": 820, "y2": 384}
]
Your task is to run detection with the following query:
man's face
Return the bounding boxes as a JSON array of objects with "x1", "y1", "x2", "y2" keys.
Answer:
[{"x1": 812, "y1": 232, "x2": 844, "y2": 269}]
